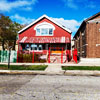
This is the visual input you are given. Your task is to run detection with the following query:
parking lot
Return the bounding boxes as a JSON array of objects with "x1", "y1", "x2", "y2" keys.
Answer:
[{"x1": 0, "y1": 75, "x2": 100, "y2": 100}]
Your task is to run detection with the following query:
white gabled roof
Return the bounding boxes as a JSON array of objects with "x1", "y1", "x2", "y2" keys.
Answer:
[{"x1": 18, "y1": 14, "x2": 72, "y2": 34}]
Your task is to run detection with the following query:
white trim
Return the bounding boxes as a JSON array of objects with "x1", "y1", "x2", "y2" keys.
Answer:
[
  {"x1": 82, "y1": 51, "x2": 84, "y2": 53},
  {"x1": 34, "y1": 22, "x2": 55, "y2": 30},
  {"x1": 35, "y1": 28, "x2": 54, "y2": 36},
  {"x1": 77, "y1": 44, "x2": 88, "y2": 49},
  {"x1": 20, "y1": 37, "x2": 27, "y2": 43},
  {"x1": 96, "y1": 44, "x2": 100, "y2": 47},
  {"x1": 18, "y1": 14, "x2": 71, "y2": 34},
  {"x1": 82, "y1": 33, "x2": 84, "y2": 36},
  {"x1": 34, "y1": 22, "x2": 54, "y2": 36},
  {"x1": 33, "y1": 50, "x2": 43, "y2": 52},
  {"x1": 61, "y1": 37, "x2": 65, "y2": 43}
]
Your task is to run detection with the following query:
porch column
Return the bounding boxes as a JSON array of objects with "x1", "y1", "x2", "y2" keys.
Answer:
[
  {"x1": 65, "y1": 44, "x2": 67, "y2": 50},
  {"x1": 65, "y1": 44, "x2": 68, "y2": 61},
  {"x1": 46, "y1": 44, "x2": 49, "y2": 61},
  {"x1": 46, "y1": 44, "x2": 48, "y2": 50},
  {"x1": 19, "y1": 44, "x2": 22, "y2": 51}
]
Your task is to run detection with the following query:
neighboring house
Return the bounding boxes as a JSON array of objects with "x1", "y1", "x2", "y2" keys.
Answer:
[
  {"x1": 73, "y1": 12, "x2": 100, "y2": 59},
  {"x1": 18, "y1": 15, "x2": 72, "y2": 63}
]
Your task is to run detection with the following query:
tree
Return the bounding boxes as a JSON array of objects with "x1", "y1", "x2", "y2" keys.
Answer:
[
  {"x1": 8, "y1": 22, "x2": 22, "y2": 50},
  {"x1": 0, "y1": 14, "x2": 22, "y2": 50}
]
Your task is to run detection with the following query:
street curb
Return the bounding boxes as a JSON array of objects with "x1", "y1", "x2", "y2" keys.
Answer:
[
  {"x1": 1, "y1": 70, "x2": 100, "y2": 76},
  {"x1": 0, "y1": 70, "x2": 46, "y2": 75},
  {"x1": 64, "y1": 70, "x2": 100, "y2": 76},
  {"x1": 0, "y1": 70, "x2": 64, "y2": 75}
]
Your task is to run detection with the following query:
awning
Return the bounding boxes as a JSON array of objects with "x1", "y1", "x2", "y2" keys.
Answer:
[{"x1": 18, "y1": 37, "x2": 70, "y2": 43}]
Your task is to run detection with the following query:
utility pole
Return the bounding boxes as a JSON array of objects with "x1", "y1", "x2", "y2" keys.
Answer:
[{"x1": 8, "y1": 46, "x2": 12, "y2": 69}]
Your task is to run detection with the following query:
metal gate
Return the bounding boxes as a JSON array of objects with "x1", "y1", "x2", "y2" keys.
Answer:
[
  {"x1": 73, "y1": 49, "x2": 77, "y2": 63},
  {"x1": 48, "y1": 47, "x2": 65, "y2": 63}
]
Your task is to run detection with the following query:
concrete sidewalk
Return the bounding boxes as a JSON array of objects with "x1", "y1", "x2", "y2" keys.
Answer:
[
  {"x1": 0, "y1": 62, "x2": 100, "y2": 66},
  {"x1": 0, "y1": 62, "x2": 100, "y2": 76},
  {"x1": 45, "y1": 65, "x2": 63, "y2": 74}
]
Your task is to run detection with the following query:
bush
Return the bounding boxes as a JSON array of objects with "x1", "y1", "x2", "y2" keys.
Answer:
[
  {"x1": 17, "y1": 52, "x2": 47, "y2": 63},
  {"x1": 34, "y1": 53, "x2": 46, "y2": 63}
]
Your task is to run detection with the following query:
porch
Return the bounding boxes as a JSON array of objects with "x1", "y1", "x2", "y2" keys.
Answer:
[
  {"x1": 17, "y1": 36, "x2": 72, "y2": 63},
  {"x1": 17, "y1": 43, "x2": 71, "y2": 63}
]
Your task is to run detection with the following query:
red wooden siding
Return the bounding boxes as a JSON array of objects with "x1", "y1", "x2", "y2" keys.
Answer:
[{"x1": 19, "y1": 18, "x2": 71, "y2": 40}]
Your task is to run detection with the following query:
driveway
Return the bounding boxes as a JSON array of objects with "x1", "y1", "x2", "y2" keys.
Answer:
[{"x1": 0, "y1": 75, "x2": 100, "y2": 100}]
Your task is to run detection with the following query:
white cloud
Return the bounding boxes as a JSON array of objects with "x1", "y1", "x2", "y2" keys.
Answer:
[
  {"x1": 65, "y1": 0, "x2": 78, "y2": 9},
  {"x1": 62, "y1": 0, "x2": 96, "y2": 9},
  {"x1": 10, "y1": 14, "x2": 35, "y2": 25},
  {"x1": 52, "y1": 17, "x2": 82, "y2": 37},
  {"x1": 52, "y1": 17, "x2": 81, "y2": 33},
  {"x1": 10, "y1": 14, "x2": 82, "y2": 37},
  {"x1": 0, "y1": 0, "x2": 37, "y2": 12},
  {"x1": 63, "y1": 0, "x2": 78, "y2": 9},
  {"x1": 21, "y1": 7, "x2": 32, "y2": 11},
  {"x1": 86, "y1": 2, "x2": 96, "y2": 8}
]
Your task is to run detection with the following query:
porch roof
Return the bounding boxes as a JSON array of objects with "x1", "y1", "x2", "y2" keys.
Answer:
[{"x1": 18, "y1": 37, "x2": 70, "y2": 43}]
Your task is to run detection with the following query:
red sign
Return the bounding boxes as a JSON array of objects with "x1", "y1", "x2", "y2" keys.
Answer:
[{"x1": 19, "y1": 37, "x2": 70, "y2": 43}]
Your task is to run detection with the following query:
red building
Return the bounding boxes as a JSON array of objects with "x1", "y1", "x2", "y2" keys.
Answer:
[{"x1": 18, "y1": 15, "x2": 72, "y2": 63}]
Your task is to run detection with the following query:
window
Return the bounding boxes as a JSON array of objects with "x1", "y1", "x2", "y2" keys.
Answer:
[
  {"x1": 36, "y1": 28, "x2": 40, "y2": 35},
  {"x1": 49, "y1": 28, "x2": 53, "y2": 35},
  {"x1": 36, "y1": 28, "x2": 53, "y2": 36},
  {"x1": 31, "y1": 44, "x2": 37, "y2": 50},
  {"x1": 31, "y1": 44, "x2": 43, "y2": 51},
  {"x1": 41, "y1": 28, "x2": 48, "y2": 35},
  {"x1": 25, "y1": 44, "x2": 30, "y2": 50},
  {"x1": 38, "y1": 45, "x2": 42, "y2": 50},
  {"x1": 34, "y1": 22, "x2": 55, "y2": 36}
]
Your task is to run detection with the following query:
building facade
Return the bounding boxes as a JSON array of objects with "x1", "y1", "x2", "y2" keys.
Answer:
[
  {"x1": 73, "y1": 12, "x2": 100, "y2": 58},
  {"x1": 18, "y1": 15, "x2": 72, "y2": 63}
]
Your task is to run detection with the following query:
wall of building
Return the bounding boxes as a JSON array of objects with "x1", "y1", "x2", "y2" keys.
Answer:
[
  {"x1": 86, "y1": 22, "x2": 100, "y2": 58},
  {"x1": 74, "y1": 25, "x2": 87, "y2": 58},
  {"x1": 74, "y1": 17, "x2": 100, "y2": 58},
  {"x1": 19, "y1": 18, "x2": 71, "y2": 40}
]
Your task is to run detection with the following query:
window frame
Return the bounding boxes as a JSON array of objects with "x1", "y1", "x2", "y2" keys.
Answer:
[
  {"x1": 36, "y1": 28, "x2": 53, "y2": 36},
  {"x1": 30, "y1": 44, "x2": 43, "y2": 51}
]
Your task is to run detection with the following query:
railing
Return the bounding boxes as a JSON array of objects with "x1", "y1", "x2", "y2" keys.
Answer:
[
  {"x1": 48, "y1": 47, "x2": 71, "y2": 63},
  {"x1": 17, "y1": 51, "x2": 47, "y2": 63}
]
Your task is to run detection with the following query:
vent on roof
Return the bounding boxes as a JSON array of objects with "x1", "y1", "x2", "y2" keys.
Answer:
[{"x1": 62, "y1": 25, "x2": 66, "y2": 28}]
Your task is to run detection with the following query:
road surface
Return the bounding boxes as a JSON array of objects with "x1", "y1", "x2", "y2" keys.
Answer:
[{"x1": 0, "y1": 75, "x2": 100, "y2": 100}]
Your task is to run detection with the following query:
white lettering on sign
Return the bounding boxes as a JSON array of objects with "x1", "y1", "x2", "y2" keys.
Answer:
[
  {"x1": 61, "y1": 37, "x2": 65, "y2": 43},
  {"x1": 20, "y1": 37, "x2": 27, "y2": 43},
  {"x1": 20, "y1": 37, "x2": 70, "y2": 43}
]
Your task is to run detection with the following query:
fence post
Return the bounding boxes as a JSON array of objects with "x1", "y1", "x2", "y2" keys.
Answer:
[
  {"x1": 17, "y1": 51, "x2": 19, "y2": 63},
  {"x1": 32, "y1": 51, "x2": 34, "y2": 63},
  {"x1": 66, "y1": 50, "x2": 67, "y2": 62},
  {"x1": 73, "y1": 49, "x2": 77, "y2": 63},
  {"x1": 61, "y1": 47, "x2": 63, "y2": 63},
  {"x1": 48, "y1": 47, "x2": 50, "y2": 63}
]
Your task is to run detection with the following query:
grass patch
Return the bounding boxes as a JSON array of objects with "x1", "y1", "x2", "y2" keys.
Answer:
[
  {"x1": 0, "y1": 64, "x2": 47, "y2": 70},
  {"x1": 62, "y1": 66, "x2": 100, "y2": 71}
]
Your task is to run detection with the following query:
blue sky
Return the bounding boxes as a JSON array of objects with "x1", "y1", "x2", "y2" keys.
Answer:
[{"x1": 0, "y1": 0, "x2": 100, "y2": 37}]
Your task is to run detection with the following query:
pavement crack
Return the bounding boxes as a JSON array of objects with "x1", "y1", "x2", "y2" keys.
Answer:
[
  {"x1": 51, "y1": 85, "x2": 63, "y2": 92},
  {"x1": 15, "y1": 93, "x2": 24, "y2": 97}
]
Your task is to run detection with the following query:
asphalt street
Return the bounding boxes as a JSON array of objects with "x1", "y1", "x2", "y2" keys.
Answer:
[{"x1": 0, "y1": 75, "x2": 100, "y2": 100}]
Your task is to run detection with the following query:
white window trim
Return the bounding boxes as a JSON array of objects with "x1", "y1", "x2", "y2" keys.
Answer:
[
  {"x1": 34, "y1": 22, "x2": 55, "y2": 36},
  {"x1": 34, "y1": 22, "x2": 55, "y2": 30},
  {"x1": 36, "y1": 28, "x2": 54, "y2": 36},
  {"x1": 32, "y1": 50, "x2": 43, "y2": 52}
]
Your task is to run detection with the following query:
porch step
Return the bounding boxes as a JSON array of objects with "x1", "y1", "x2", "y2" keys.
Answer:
[{"x1": 50, "y1": 55, "x2": 67, "y2": 63}]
